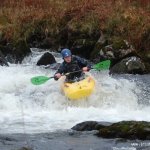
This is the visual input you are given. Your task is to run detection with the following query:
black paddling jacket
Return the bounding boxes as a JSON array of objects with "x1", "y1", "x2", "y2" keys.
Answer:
[{"x1": 55, "y1": 56, "x2": 91, "y2": 81}]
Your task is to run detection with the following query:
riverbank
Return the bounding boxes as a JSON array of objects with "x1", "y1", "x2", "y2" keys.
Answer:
[{"x1": 0, "y1": 0, "x2": 150, "y2": 72}]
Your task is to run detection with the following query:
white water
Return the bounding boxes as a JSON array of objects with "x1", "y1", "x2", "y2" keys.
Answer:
[{"x1": 0, "y1": 48, "x2": 150, "y2": 134}]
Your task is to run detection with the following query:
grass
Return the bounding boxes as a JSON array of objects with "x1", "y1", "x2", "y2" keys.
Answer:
[{"x1": 0, "y1": 0, "x2": 149, "y2": 50}]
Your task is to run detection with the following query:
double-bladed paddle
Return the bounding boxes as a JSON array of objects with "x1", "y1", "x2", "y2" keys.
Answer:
[{"x1": 31, "y1": 60, "x2": 111, "y2": 85}]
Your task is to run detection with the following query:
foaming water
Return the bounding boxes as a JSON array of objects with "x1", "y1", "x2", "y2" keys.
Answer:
[{"x1": 0, "y1": 49, "x2": 149, "y2": 133}]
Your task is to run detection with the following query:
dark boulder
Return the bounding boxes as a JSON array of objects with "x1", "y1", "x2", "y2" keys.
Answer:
[
  {"x1": 72, "y1": 121, "x2": 111, "y2": 131},
  {"x1": 72, "y1": 121, "x2": 150, "y2": 140},
  {"x1": 90, "y1": 31, "x2": 107, "y2": 61},
  {"x1": 110, "y1": 56, "x2": 146, "y2": 74},
  {"x1": 13, "y1": 39, "x2": 31, "y2": 63},
  {"x1": 39, "y1": 37, "x2": 53, "y2": 49},
  {"x1": 91, "y1": 38, "x2": 136, "y2": 66},
  {"x1": 37, "y1": 52, "x2": 56, "y2": 66},
  {"x1": 0, "y1": 50, "x2": 9, "y2": 66},
  {"x1": 70, "y1": 39, "x2": 97, "y2": 59},
  {"x1": 97, "y1": 121, "x2": 150, "y2": 140}
]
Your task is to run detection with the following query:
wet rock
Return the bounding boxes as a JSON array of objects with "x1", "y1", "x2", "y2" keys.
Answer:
[
  {"x1": 72, "y1": 121, "x2": 111, "y2": 131},
  {"x1": 90, "y1": 31, "x2": 107, "y2": 61},
  {"x1": 44, "y1": 63, "x2": 61, "y2": 70},
  {"x1": 110, "y1": 40, "x2": 134, "y2": 59},
  {"x1": 110, "y1": 56, "x2": 146, "y2": 74},
  {"x1": 0, "y1": 50, "x2": 9, "y2": 66},
  {"x1": 72, "y1": 121, "x2": 150, "y2": 140},
  {"x1": 71, "y1": 39, "x2": 96, "y2": 59},
  {"x1": 39, "y1": 37, "x2": 54, "y2": 49},
  {"x1": 37, "y1": 52, "x2": 56, "y2": 66},
  {"x1": 140, "y1": 28, "x2": 150, "y2": 52},
  {"x1": 97, "y1": 121, "x2": 150, "y2": 140},
  {"x1": 72, "y1": 121, "x2": 99, "y2": 131},
  {"x1": 92, "y1": 38, "x2": 136, "y2": 66},
  {"x1": 13, "y1": 39, "x2": 31, "y2": 63},
  {"x1": 18, "y1": 147, "x2": 33, "y2": 150},
  {"x1": 138, "y1": 50, "x2": 150, "y2": 64},
  {"x1": 0, "y1": 44, "x2": 12, "y2": 57},
  {"x1": 0, "y1": 136, "x2": 17, "y2": 141}
]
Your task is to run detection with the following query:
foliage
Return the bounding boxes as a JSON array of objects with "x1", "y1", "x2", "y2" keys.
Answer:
[{"x1": 0, "y1": 0, "x2": 149, "y2": 51}]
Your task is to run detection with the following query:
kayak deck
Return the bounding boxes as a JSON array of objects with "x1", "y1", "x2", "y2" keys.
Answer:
[{"x1": 62, "y1": 76, "x2": 95, "y2": 100}]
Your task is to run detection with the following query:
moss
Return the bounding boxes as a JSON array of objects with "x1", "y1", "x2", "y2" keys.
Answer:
[
  {"x1": 98, "y1": 121, "x2": 150, "y2": 140},
  {"x1": 111, "y1": 37, "x2": 128, "y2": 50}
]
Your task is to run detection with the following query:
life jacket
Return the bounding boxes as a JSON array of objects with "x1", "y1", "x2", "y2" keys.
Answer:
[{"x1": 63, "y1": 57, "x2": 83, "y2": 80}]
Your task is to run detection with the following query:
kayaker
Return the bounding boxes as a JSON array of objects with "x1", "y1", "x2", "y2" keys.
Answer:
[{"x1": 54, "y1": 49, "x2": 91, "y2": 82}]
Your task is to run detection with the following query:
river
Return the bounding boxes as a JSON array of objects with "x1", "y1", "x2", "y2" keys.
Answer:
[{"x1": 0, "y1": 48, "x2": 150, "y2": 150}]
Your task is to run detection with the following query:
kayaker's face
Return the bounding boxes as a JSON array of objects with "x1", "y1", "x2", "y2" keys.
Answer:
[{"x1": 64, "y1": 56, "x2": 71, "y2": 63}]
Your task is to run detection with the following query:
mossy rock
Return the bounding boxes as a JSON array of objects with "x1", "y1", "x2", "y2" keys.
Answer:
[
  {"x1": 110, "y1": 37, "x2": 128, "y2": 51},
  {"x1": 97, "y1": 121, "x2": 150, "y2": 140},
  {"x1": 110, "y1": 56, "x2": 146, "y2": 74}
]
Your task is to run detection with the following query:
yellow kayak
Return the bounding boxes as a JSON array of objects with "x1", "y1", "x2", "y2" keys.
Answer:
[{"x1": 61, "y1": 76, "x2": 95, "y2": 100}]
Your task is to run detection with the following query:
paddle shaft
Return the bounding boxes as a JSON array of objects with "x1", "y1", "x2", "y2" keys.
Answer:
[{"x1": 31, "y1": 60, "x2": 110, "y2": 85}]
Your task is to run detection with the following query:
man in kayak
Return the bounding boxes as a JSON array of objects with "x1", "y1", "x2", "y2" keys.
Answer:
[{"x1": 54, "y1": 49, "x2": 91, "y2": 82}]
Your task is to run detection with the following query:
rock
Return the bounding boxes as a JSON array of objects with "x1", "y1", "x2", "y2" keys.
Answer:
[
  {"x1": 110, "y1": 56, "x2": 146, "y2": 74},
  {"x1": 39, "y1": 37, "x2": 53, "y2": 49},
  {"x1": 0, "y1": 50, "x2": 9, "y2": 66},
  {"x1": 72, "y1": 121, "x2": 111, "y2": 131},
  {"x1": 44, "y1": 63, "x2": 61, "y2": 70},
  {"x1": 90, "y1": 31, "x2": 107, "y2": 60},
  {"x1": 72, "y1": 121, "x2": 150, "y2": 140},
  {"x1": 37, "y1": 52, "x2": 56, "y2": 66},
  {"x1": 138, "y1": 50, "x2": 150, "y2": 63},
  {"x1": 18, "y1": 147, "x2": 33, "y2": 150},
  {"x1": 104, "y1": 40, "x2": 134, "y2": 60},
  {"x1": 92, "y1": 38, "x2": 136, "y2": 66},
  {"x1": 72, "y1": 121, "x2": 99, "y2": 131},
  {"x1": 96, "y1": 121, "x2": 150, "y2": 140},
  {"x1": 71, "y1": 39, "x2": 96, "y2": 59},
  {"x1": 0, "y1": 44, "x2": 12, "y2": 56},
  {"x1": 140, "y1": 28, "x2": 150, "y2": 51},
  {"x1": 13, "y1": 39, "x2": 31, "y2": 63}
]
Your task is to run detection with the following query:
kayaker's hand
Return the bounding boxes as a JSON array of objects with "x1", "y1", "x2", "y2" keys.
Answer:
[
  {"x1": 82, "y1": 67, "x2": 89, "y2": 72},
  {"x1": 54, "y1": 73, "x2": 61, "y2": 80}
]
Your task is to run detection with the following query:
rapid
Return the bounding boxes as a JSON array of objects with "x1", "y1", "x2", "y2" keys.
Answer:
[{"x1": 0, "y1": 48, "x2": 150, "y2": 134}]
